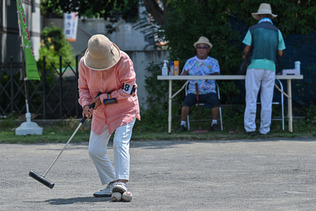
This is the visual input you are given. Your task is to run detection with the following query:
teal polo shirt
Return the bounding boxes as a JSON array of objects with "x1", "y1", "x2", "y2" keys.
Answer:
[{"x1": 243, "y1": 27, "x2": 286, "y2": 71}]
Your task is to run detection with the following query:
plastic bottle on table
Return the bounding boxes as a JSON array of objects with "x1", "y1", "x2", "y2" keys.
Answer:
[
  {"x1": 162, "y1": 60, "x2": 168, "y2": 76},
  {"x1": 169, "y1": 61, "x2": 174, "y2": 75},
  {"x1": 174, "y1": 61, "x2": 179, "y2": 75},
  {"x1": 295, "y1": 61, "x2": 301, "y2": 71}
]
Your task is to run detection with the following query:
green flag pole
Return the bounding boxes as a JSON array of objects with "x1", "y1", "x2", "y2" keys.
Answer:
[
  {"x1": 16, "y1": 0, "x2": 29, "y2": 116},
  {"x1": 15, "y1": 0, "x2": 42, "y2": 135},
  {"x1": 16, "y1": 0, "x2": 40, "y2": 80}
]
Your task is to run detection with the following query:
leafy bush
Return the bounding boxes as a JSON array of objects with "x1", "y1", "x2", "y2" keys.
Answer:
[
  {"x1": 0, "y1": 114, "x2": 19, "y2": 128},
  {"x1": 38, "y1": 26, "x2": 75, "y2": 73},
  {"x1": 133, "y1": 63, "x2": 169, "y2": 132}
]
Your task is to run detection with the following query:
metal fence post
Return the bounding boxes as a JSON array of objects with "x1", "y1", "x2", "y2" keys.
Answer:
[
  {"x1": 10, "y1": 57, "x2": 14, "y2": 113},
  {"x1": 43, "y1": 56, "x2": 46, "y2": 119},
  {"x1": 75, "y1": 55, "x2": 79, "y2": 117},
  {"x1": 59, "y1": 56, "x2": 63, "y2": 118}
]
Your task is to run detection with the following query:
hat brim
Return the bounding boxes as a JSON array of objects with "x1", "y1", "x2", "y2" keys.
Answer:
[
  {"x1": 193, "y1": 41, "x2": 213, "y2": 49},
  {"x1": 251, "y1": 13, "x2": 277, "y2": 20},
  {"x1": 84, "y1": 43, "x2": 121, "y2": 71}
]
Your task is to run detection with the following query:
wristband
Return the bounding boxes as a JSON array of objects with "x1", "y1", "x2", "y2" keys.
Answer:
[{"x1": 103, "y1": 92, "x2": 118, "y2": 105}]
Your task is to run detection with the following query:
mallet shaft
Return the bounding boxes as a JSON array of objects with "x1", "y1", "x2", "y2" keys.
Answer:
[{"x1": 43, "y1": 121, "x2": 83, "y2": 177}]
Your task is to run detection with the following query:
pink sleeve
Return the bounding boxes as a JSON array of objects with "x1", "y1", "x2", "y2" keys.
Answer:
[
  {"x1": 100, "y1": 54, "x2": 137, "y2": 101},
  {"x1": 78, "y1": 59, "x2": 92, "y2": 107}
]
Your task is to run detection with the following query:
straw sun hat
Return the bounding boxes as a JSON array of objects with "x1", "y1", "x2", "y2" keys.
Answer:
[
  {"x1": 193, "y1": 36, "x2": 213, "y2": 49},
  {"x1": 251, "y1": 3, "x2": 277, "y2": 20},
  {"x1": 84, "y1": 34, "x2": 121, "y2": 71}
]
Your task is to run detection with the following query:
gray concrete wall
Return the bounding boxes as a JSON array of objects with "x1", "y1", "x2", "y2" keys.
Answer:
[
  {"x1": 43, "y1": 18, "x2": 156, "y2": 56},
  {"x1": 125, "y1": 50, "x2": 169, "y2": 109}
]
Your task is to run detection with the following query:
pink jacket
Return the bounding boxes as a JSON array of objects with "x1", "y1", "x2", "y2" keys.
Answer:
[{"x1": 78, "y1": 51, "x2": 140, "y2": 135}]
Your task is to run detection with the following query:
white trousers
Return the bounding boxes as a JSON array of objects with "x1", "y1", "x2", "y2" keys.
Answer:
[
  {"x1": 244, "y1": 69, "x2": 275, "y2": 134},
  {"x1": 88, "y1": 118, "x2": 136, "y2": 185}
]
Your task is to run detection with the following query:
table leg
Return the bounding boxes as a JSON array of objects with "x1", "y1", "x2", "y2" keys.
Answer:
[
  {"x1": 168, "y1": 80, "x2": 172, "y2": 133},
  {"x1": 287, "y1": 79, "x2": 293, "y2": 133}
]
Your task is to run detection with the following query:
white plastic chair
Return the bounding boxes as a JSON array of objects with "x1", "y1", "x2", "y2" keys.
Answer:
[{"x1": 185, "y1": 82, "x2": 223, "y2": 131}]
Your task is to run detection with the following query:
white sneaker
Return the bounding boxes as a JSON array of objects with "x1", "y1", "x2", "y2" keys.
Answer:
[
  {"x1": 93, "y1": 182, "x2": 114, "y2": 197},
  {"x1": 112, "y1": 181, "x2": 127, "y2": 193}
]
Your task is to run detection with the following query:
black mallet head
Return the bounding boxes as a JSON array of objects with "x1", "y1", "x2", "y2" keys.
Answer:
[{"x1": 29, "y1": 170, "x2": 54, "y2": 189}]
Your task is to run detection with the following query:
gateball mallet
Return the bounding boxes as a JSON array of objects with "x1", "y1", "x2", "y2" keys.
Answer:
[
  {"x1": 194, "y1": 83, "x2": 207, "y2": 133},
  {"x1": 29, "y1": 93, "x2": 101, "y2": 189}
]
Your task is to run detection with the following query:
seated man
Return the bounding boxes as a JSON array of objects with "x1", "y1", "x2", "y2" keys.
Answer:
[{"x1": 178, "y1": 36, "x2": 221, "y2": 132}]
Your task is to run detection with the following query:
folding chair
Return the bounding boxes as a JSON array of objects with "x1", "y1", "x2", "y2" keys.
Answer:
[{"x1": 185, "y1": 82, "x2": 223, "y2": 131}]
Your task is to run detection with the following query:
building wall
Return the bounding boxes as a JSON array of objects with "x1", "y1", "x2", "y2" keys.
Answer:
[
  {"x1": 125, "y1": 50, "x2": 169, "y2": 109},
  {"x1": 44, "y1": 17, "x2": 156, "y2": 56}
]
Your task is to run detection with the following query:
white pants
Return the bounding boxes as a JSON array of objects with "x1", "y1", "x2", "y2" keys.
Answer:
[
  {"x1": 88, "y1": 118, "x2": 136, "y2": 185},
  {"x1": 244, "y1": 69, "x2": 275, "y2": 134}
]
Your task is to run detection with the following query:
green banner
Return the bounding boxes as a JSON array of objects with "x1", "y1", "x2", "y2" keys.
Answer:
[{"x1": 16, "y1": 0, "x2": 40, "y2": 80}]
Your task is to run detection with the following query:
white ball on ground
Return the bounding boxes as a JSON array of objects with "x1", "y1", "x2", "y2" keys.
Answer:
[
  {"x1": 111, "y1": 192, "x2": 122, "y2": 202},
  {"x1": 122, "y1": 191, "x2": 133, "y2": 202}
]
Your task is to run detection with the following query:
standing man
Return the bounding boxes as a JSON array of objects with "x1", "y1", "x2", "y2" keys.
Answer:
[
  {"x1": 242, "y1": 3, "x2": 286, "y2": 135},
  {"x1": 78, "y1": 34, "x2": 140, "y2": 198},
  {"x1": 178, "y1": 36, "x2": 221, "y2": 132}
]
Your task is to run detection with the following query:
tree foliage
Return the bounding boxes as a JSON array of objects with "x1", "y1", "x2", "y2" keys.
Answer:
[
  {"x1": 40, "y1": 0, "x2": 139, "y2": 22},
  {"x1": 157, "y1": 0, "x2": 316, "y2": 101},
  {"x1": 40, "y1": 0, "x2": 316, "y2": 105},
  {"x1": 38, "y1": 26, "x2": 75, "y2": 71},
  {"x1": 161, "y1": 0, "x2": 316, "y2": 71}
]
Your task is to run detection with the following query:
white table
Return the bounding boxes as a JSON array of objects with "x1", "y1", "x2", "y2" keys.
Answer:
[{"x1": 157, "y1": 75, "x2": 303, "y2": 133}]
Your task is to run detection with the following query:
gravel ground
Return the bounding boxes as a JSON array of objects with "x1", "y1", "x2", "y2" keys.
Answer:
[{"x1": 0, "y1": 138, "x2": 315, "y2": 211}]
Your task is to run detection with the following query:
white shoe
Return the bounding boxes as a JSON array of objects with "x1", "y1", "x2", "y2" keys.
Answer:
[
  {"x1": 112, "y1": 181, "x2": 127, "y2": 193},
  {"x1": 93, "y1": 182, "x2": 114, "y2": 197}
]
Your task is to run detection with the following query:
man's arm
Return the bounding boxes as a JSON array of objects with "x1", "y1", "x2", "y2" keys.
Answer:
[
  {"x1": 242, "y1": 45, "x2": 251, "y2": 60},
  {"x1": 278, "y1": 30, "x2": 286, "y2": 58},
  {"x1": 182, "y1": 70, "x2": 189, "y2": 75},
  {"x1": 278, "y1": 50, "x2": 283, "y2": 57},
  {"x1": 209, "y1": 59, "x2": 220, "y2": 75}
]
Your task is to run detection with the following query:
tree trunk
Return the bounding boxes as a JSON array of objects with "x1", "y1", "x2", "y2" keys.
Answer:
[{"x1": 143, "y1": 0, "x2": 168, "y2": 26}]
